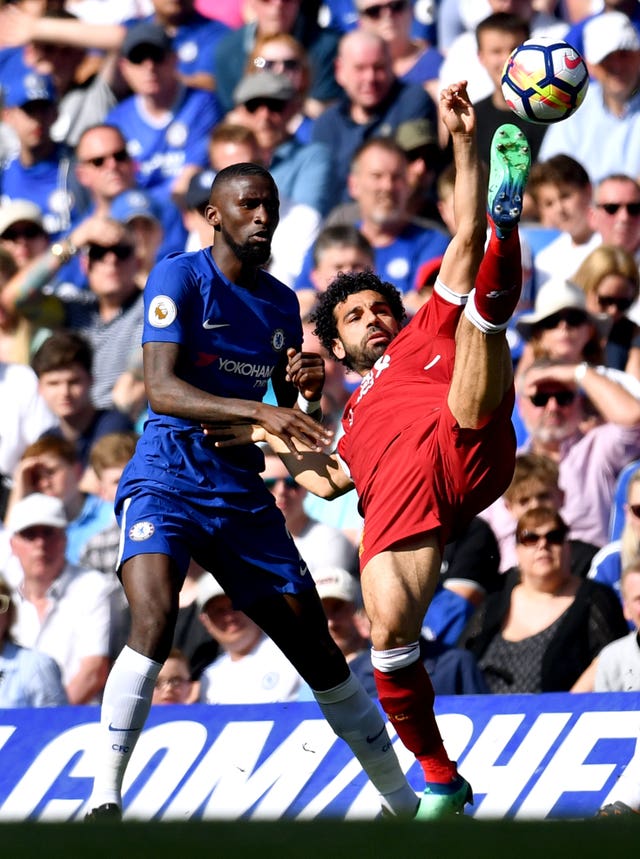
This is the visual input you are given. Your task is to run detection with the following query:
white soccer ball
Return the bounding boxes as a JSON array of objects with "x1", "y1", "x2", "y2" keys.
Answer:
[{"x1": 501, "y1": 36, "x2": 589, "y2": 124}]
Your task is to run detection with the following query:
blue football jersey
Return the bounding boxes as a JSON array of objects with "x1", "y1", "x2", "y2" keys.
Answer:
[
  {"x1": 118, "y1": 248, "x2": 303, "y2": 502},
  {"x1": 106, "y1": 87, "x2": 221, "y2": 190},
  {"x1": 143, "y1": 248, "x2": 302, "y2": 422}
]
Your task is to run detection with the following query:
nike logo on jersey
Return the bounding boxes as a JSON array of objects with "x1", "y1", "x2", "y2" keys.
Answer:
[
  {"x1": 424, "y1": 354, "x2": 441, "y2": 371},
  {"x1": 203, "y1": 320, "x2": 230, "y2": 330},
  {"x1": 108, "y1": 723, "x2": 141, "y2": 732}
]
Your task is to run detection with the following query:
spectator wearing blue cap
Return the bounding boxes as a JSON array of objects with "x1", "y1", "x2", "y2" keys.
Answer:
[
  {"x1": 105, "y1": 22, "x2": 222, "y2": 259},
  {"x1": 110, "y1": 189, "x2": 164, "y2": 288},
  {"x1": 1, "y1": 62, "x2": 80, "y2": 239},
  {"x1": 231, "y1": 69, "x2": 333, "y2": 220}
]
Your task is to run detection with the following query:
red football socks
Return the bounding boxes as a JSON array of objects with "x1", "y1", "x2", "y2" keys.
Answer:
[
  {"x1": 472, "y1": 218, "x2": 522, "y2": 328},
  {"x1": 374, "y1": 662, "x2": 457, "y2": 784}
]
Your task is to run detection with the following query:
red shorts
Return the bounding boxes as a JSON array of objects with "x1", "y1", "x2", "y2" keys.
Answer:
[{"x1": 358, "y1": 387, "x2": 516, "y2": 570}]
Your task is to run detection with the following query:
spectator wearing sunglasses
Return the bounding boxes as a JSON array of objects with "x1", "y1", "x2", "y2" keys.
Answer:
[
  {"x1": 231, "y1": 69, "x2": 333, "y2": 221},
  {"x1": 245, "y1": 33, "x2": 316, "y2": 144},
  {"x1": 538, "y1": 11, "x2": 640, "y2": 185},
  {"x1": 0, "y1": 62, "x2": 80, "y2": 240},
  {"x1": 573, "y1": 244, "x2": 640, "y2": 380},
  {"x1": 0, "y1": 0, "x2": 229, "y2": 95},
  {"x1": 213, "y1": 0, "x2": 341, "y2": 118},
  {"x1": 2, "y1": 218, "x2": 145, "y2": 412},
  {"x1": 514, "y1": 277, "x2": 614, "y2": 389},
  {"x1": 590, "y1": 174, "x2": 640, "y2": 278},
  {"x1": 515, "y1": 354, "x2": 640, "y2": 551},
  {"x1": 589, "y1": 465, "x2": 640, "y2": 625},
  {"x1": 460, "y1": 506, "x2": 628, "y2": 693}
]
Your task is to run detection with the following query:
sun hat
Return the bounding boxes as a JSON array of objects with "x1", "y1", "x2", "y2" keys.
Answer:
[
  {"x1": 515, "y1": 278, "x2": 610, "y2": 339},
  {"x1": 0, "y1": 200, "x2": 44, "y2": 237}
]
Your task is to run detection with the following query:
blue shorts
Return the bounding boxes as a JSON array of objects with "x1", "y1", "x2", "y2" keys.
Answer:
[{"x1": 116, "y1": 486, "x2": 315, "y2": 611}]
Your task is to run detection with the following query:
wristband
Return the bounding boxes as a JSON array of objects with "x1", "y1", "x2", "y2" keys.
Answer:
[
  {"x1": 574, "y1": 362, "x2": 589, "y2": 385},
  {"x1": 297, "y1": 392, "x2": 322, "y2": 415}
]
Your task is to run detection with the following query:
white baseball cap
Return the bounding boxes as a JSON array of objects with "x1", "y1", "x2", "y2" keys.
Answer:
[
  {"x1": 313, "y1": 567, "x2": 361, "y2": 604},
  {"x1": 7, "y1": 493, "x2": 67, "y2": 537},
  {"x1": 583, "y1": 11, "x2": 640, "y2": 65}
]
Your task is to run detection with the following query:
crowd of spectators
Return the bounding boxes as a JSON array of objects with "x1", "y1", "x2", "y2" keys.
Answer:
[{"x1": 2, "y1": 0, "x2": 640, "y2": 716}]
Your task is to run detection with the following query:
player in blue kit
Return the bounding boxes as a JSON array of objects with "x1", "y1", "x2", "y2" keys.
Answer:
[{"x1": 85, "y1": 162, "x2": 421, "y2": 822}]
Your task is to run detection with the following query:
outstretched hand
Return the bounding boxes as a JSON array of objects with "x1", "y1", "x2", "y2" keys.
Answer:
[
  {"x1": 203, "y1": 404, "x2": 333, "y2": 458},
  {"x1": 440, "y1": 81, "x2": 475, "y2": 136}
]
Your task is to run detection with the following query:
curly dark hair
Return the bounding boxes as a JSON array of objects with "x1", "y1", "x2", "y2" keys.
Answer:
[{"x1": 311, "y1": 270, "x2": 406, "y2": 363}]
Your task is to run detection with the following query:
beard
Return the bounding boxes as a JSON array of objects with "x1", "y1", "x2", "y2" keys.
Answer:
[
  {"x1": 342, "y1": 334, "x2": 388, "y2": 374},
  {"x1": 220, "y1": 224, "x2": 272, "y2": 266}
]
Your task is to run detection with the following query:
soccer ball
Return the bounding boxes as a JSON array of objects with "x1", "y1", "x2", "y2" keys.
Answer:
[{"x1": 501, "y1": 36, "x2": 589, "y2": 124}]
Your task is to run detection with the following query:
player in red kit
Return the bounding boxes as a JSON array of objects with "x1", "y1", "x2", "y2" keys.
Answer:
[{"x1": 211, "y1": 81, "x2": 530, "y2": 818}]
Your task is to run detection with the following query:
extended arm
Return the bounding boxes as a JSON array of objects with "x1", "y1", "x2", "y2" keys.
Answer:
[
  {"x1": 205, "y1": 421, "x2": 353, "y2": 499},
  {"x1": 145, "y1": 341, "x2": 333, "y2": 454}
]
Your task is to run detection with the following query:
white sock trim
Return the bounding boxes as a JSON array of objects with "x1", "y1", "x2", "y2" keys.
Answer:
[
  {"x1": 464, "y1": 289, "x2": 509, "y2": 333},
  {"x1": 434, "y1": 277, "x2": 468, "y2": 305},
  {"x1": 371, "y1": 641, "x2": 421, "y2": 673}
]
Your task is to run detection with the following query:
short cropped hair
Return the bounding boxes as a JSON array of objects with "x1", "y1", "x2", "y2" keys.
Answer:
[
  {"x1": 31, "y1": 330, "x2": 93, "y2": 377},
  {"x1": 476, "y1": 12, "x2": 530, "y2": 48},
  {"x1": 528, "y1": 154, "x2": 591, "y2": 203}
]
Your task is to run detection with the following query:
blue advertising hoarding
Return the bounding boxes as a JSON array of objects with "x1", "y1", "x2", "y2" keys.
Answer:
[{"x1": 1, "y1": 693, "x2": 639, "y2": 822}]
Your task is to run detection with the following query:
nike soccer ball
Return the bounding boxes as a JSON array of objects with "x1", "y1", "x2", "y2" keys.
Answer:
[{"x1": 501, "y1": 37, "x2": 589, "y2": 124}]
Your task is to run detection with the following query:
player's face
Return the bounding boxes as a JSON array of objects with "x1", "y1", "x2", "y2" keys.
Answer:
[
  {"x1": 207, "y1": 174, "x2": 279, "y2": 266},
  {"x1": 331, "y1": 289, "x2": 400, "y2": 373}
]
